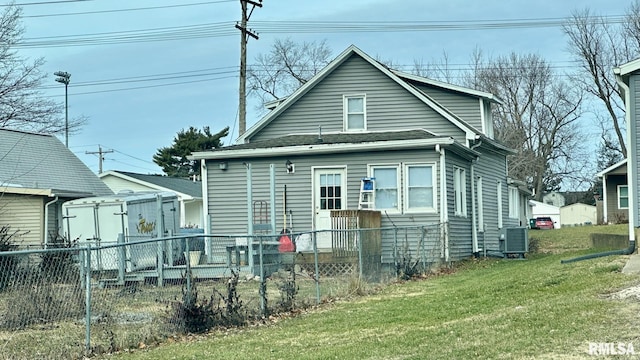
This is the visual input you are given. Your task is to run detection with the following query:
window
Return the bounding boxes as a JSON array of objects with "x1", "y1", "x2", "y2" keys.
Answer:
[
  {"x1": 497, "y1": 181, "x2": 503, "y2": 229},
  {"x1": 370, "y1": 166, "x2": 400, "y2": 211},
  {"x1": 404, "y1": 164, "x2": 436, "y2": 212},
  {"x1": 618, "y1": 185, "x2": 629, "y2": 209},
  {"x1": 453, "y1": 167, "x2": 467, "y2": 216},
  {"x1": 508, "y1": 186, "x2": 519, "y2": 219},
  {"x1": 477, "y1": 177, "x2": 484, "y2": 232},
  {"x1": 344, "y1": 95, "x2": 366, "y2": 131}
]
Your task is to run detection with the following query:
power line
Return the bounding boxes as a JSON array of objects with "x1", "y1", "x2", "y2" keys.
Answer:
[
  {"x1": 0, "y1": 0, "x2": 93, "y2": 6},
  {"x1": 23, "y1": 1, "x2": 235, "y2": 18},
  {"x1": 13, "y1": 16, "x2": 627, "y2": 49}
]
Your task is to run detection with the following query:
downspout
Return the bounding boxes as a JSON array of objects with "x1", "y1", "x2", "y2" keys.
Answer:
[
  {"x1": 437, "y1": 144, "x2": 449, "y2": 262},
  {"x1": 561, "y1": 72, "x2": 636, "y2": 263},
  {"x1": 470, "y1": 139, "x2": 483, "y2": 255},
  {"x1": 200, "y1": 159, "x2": 212, "y2": 263},
  {"x1": 44, "y1": 195, "x2": 59, "y2": 247}
]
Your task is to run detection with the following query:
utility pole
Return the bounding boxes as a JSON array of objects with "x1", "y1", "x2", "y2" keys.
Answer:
[
  {"x1": 236, "y1": 0, "x2": 262, "y2": 138},
  {"x1": 86, "y1": 145, "x2": 113, "y2": 174}
]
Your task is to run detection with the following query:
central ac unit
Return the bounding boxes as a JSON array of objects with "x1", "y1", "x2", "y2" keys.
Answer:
[{"x1": 500, "y1": 227, "x2": 529, "y2": 256}]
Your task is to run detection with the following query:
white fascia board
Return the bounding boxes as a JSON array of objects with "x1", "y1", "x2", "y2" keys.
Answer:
[
  {"x1": 596, "y1": 159, "x2": 627, "y2": 177},
  {"x1": 100, "y1": 171, "x2": 193, "y2": 200},
  {"x1": 615, "y1": 58, "x2": 640, "y2": 77},
  {"x1": 191, "y1": 138, "x2": 462, "y2": 161},
  {"x1": 391, "y1": 70, "x2": 504, "y2": 105},
  {"x1": 1, "y1": 186, "x2": 53, "y2": 196}
]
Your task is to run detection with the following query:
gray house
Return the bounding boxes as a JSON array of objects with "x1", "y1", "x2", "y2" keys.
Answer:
[
  {"x1": 191, "y1": 45, "x2": 522, "y2": 266},
  {"x1": 0, "y1": 128, "x2": 113, "y2": 248}
]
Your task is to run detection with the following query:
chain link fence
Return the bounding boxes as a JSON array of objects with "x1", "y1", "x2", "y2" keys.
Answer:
[{"x1": 0, "y1": 223, "x2": 442, "y2": 359}]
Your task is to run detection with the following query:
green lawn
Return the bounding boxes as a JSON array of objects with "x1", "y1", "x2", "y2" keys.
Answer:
[{"x1": 112, "y1": 224, "x2": 640, "y2": 359}]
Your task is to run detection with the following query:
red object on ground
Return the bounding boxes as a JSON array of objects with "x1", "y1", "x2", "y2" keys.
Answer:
[
  {"x1": 278, "y1": 234, "x2": 295, "y2": 252},
  {"x1": 534, "y1": 217, "x2": 554, "y2": 230}
]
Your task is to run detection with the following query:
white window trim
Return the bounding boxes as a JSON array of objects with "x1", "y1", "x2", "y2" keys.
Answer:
[
  {"x1": 508, "y1": 186, "x2": 519, "y2": 219},
  {"x1": 403, "y1": 163, "x2": 437, "y2": 214},
  {"x1": 343, "y1": 94, "x2": 367, "y2": 131},
  {"x1": 477, "y1": 177, "x2": 484, "y2": 232},
  {"x1": 453, "y1": 166, "x2": 467, "y2": 217},
  {"x1": 618, "y1": 185, "x2": 629, "y2": 209},
  {"x1": 497, "y1": 181, "x2": 503, "y2": 229},
  {"x1": 368, "y1": 164, "x2": 401, "y2": 214}
]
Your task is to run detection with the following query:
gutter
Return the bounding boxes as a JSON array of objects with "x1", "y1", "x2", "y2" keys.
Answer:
[
  {"x1": 562, "y1": 70, "x2": 636, "y2": 263},
  {"x1": 437, "y1": 144, "x2": 449, "y2": 262},
  {"x1": 43, "y1": 196, "x2": 59, "y2": 247}
]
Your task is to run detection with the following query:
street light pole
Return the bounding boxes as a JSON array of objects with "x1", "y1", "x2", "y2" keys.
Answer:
[{"x1": 54, "y1": 71, "x2": 71, "y2": 147}]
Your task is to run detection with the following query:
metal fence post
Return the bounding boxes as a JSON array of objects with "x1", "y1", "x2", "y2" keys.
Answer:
[
  {"x1": 117, "y1": 233, "x2": 125, "y2": 285},
  {"x1": 84, "y1": 245, "x2": 92, "y2": 354},
  {"x1": 185, "y1": 237, "x2": 192, "y2": 301},
  {"x1": 358, "y1": 228, "x2": 363, "y2": 279},
  {"x1": 313, "y1": 231, "x2": 320, "y2": 304},
  {"x1": 259, "y1": 235, "x2": 266, "y2": 315}
]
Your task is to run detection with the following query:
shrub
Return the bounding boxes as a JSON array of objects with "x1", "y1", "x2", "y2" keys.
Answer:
[
  {"x1": 39, "y1": 233, "x2": 79, "y2": 283},
  {"x1": 167, "y1": 270, "x2": 246, "y2": 334},
  {"x1": 0, "y1": 225, "x2": 24, "y2": 291}
]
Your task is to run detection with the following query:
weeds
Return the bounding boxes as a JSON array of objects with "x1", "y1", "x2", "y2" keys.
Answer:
[{"x1": 168, "y1": 270, "x2": 246, "y2": 334}]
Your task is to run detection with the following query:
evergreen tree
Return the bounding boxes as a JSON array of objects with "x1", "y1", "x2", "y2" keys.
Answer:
[{"x1": 154, "y1": 126, "x2": 228, "y2": 178}]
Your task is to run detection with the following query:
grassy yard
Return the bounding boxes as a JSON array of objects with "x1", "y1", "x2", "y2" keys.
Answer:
[{"x1": 111, "y1": 224, "x2": 640, "y2": 359}]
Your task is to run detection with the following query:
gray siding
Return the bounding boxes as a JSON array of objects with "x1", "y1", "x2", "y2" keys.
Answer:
[
  {"x1": 445, "y1": 152, "x2": 473, "y2": 261},
  {"x1": 0, "y1": 194, "x2": 44, "y2": 248},
  {"x1": 207, "y1": 148, "x2": 443, "y2": 264},
  {"x1": 473, "y1": 145, "x2": 509, "y2": 253},
  {"x1": 605, "y1": 174, "x2": 628, "y2": 223},
  {"x1": 411, "y1": 83, "x2": 483, "y2": 131},
  {"x1": 250, "y1": 55, "x2": 467, "y2": 143}
]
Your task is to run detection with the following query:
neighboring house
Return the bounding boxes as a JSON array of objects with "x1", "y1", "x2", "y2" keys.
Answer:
[
  {"x1": 0, "y1": 128, "x2": 113, "y2": 248},
  {"x1": 560, "y1": 203, "x2": 597, "y2": 227},
  {"x1": 99, "y1": 170, "x2": 203, "y2": 228},
  {"x1": 190, "y1": 45, "x2": 524, "y2": 266},
  {"x1": 596, "y1": 159, "x2": 628, "y2": 224},
  {"x1": 529, "y1": 200, "x2": 561, "y2": 229},
  {"x1": 542, "y1": 191, "x2": 566, "y2": 207}
]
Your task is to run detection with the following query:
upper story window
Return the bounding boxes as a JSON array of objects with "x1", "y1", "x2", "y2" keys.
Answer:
[{"x1": 344, "y1": 95, "x2": 366, "y2": 131}]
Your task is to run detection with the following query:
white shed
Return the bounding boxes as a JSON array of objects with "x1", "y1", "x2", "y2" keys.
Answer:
[{"x1": 560, "y1": 203, "x2": 596, "y2": 227}]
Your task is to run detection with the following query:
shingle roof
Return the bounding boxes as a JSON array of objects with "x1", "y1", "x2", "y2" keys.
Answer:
[
  {"x1": 216, "y1": 129, "x2": 437, "y2": 152},
  {"x1": 110, "y1": 171, "x2": 202, "y2": 197},
  {"x1": 0, "y1": 128, "x2": 113, "y2": 196}
]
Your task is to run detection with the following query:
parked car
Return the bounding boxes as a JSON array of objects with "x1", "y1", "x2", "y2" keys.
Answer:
[{"x1": 534, "y1": 217, "x2": 554, "y2": 230}]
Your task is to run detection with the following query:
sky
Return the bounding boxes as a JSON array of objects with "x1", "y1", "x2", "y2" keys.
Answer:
[{"x1": 12, "y1": 0, "x2": 621, "y2": 175}]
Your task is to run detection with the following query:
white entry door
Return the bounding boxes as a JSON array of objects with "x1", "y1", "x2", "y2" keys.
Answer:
[{"x1": 313, "y1": 168, "x2": 346, "y2": 249}]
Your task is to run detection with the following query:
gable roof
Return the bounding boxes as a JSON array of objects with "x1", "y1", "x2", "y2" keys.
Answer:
[
  {"x1": 237, "y1": 45, "x2": 484, "y2": 143},
  {"x1": 191, "y1": 129, "x2": 480, "y2": 161},
  {"x1": 596, "y1": 159, "x2": 627, "y2": 177},
  {"x1": 100, "y1": 171, "x2": 202, "y2": 198},
  {"x1": 0, "y1": 128, "x2": 112, "y2": 197}
]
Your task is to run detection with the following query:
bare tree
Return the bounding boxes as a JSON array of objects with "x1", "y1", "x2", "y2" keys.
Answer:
[
  {"x1": 467, "y1": 53, "x2": 585, "y2": 199},
  {"x1": 563, "y1": 7, "x2": 638, "y2": 158},
  {"x1": 0, "y1": 5, "x2": 78, "y2": 134},
  {"x1": 248, "y1": 38, "x2": 332, "y2": 106}
]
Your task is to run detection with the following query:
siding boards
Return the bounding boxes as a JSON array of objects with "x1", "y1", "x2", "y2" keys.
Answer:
[
  {"x1": 207, "y1": 148, "x2": 442, "y2": 264},
  {"x1": 473, "y1": 145, "x2": 509, "y2": 253},
  {"x1": 445, "y1": 152, "x2": 473, "y2": 261},
  {"x1": 410, "y1": 83, "x2": 483, "y2": 131},
  {"x1": 0, "y1": 194, "x2": 44, "y2": 247},
  {"x1": 250, "y1": 55, "x2": 466, "y2": 143}
]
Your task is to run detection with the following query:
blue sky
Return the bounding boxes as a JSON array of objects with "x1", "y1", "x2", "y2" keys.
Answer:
[{"x1": 15, "y1": 0, "x2": 617, "y2": 174}]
